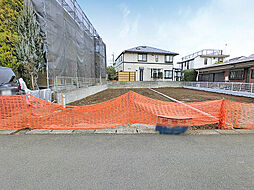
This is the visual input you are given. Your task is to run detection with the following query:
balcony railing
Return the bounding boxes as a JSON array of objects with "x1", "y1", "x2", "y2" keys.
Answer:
[{"x1": 182, "y1": 49, "x2": 223, "y2": 62}]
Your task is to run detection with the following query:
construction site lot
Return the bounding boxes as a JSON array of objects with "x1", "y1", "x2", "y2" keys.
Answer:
[
  {"x1": 69, "y1": 88, "x2": 254, "y2": 131},
  {"x1": 70, "y1": 87, "x2": 254, "y2": 106}
]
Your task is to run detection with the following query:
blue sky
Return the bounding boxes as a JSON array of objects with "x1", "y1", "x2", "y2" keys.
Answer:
[{"x1": 77, "y1": 0, "x2": 254, "y2": 65}]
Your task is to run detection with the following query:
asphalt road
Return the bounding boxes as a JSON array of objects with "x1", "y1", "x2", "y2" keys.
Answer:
[{"x1": 0, "y1": 134, "x2": 254, "y2": 190}]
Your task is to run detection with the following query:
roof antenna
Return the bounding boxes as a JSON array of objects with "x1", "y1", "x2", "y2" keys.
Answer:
[{"x1": 224, "y1": 43, "x2": 229, "y2": 61}]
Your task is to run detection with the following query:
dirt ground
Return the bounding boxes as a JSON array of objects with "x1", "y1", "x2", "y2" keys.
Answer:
[
  {"x1": 155, "y1": 88, "x2": 254, "y2": 103},
  {"x1": 69, "y1": 88, "x2": 170, "y2": 106},
  {"x1": 69, "y1": 87, "x2": 254, "y2": 106},
  {"x1": 69, "y1": 88, "x2": 254, "y2": 130}
]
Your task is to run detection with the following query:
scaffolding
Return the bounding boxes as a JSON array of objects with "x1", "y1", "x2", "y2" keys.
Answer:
[{"x1": 30, "y1": 0, "x2": 106, "y2": 90}]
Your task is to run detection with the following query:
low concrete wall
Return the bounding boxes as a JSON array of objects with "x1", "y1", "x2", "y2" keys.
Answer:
[
  {"x1": 108, "y1": 81, "x2": 184, "y2": 89},
  {"x1": 57, "y1": 81, "x2": 183, "y2": 104},
  {"x1": 57, "y1": 84, "x2": 107, "y2": 104}
]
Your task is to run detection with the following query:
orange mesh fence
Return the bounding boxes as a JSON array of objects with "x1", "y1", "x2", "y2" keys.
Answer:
[
  {"x1": 0, "y1": 91, "x2": 253, "y2": 130},
  {"x1": 219, "y1": 99, "x2": 254, "y2": 129},
  {"x1": 128, "y1": 91, "x2": 221, "y2": 126}
]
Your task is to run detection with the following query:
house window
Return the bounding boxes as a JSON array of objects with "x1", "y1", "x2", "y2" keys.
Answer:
[
  {"x1": 204, "y1": 58, "x2": 208, "y2": 65},
  {"x1": 175, "y1": 71, "x2": 181, "y2": 81},
  {"x1": 251, "y1": 69, "x2": 254, "y2": 79},
  {"x1": 165, "y1": 55, "x2": 173, "y2": 63},
  {"x1": 229, "y1": 69, "x2": 244, "y2": 80},
  {"x1": 164, "y1": 70, "x2": 173, "y2": 79},
  {"x1": 155, "y1": 55, "x2": 158, "y2": 62},
  {"x1": 138, "y1": 54, "x2": 147, "y2": 62},
  {"x1": 151, "y1": 69, "x2": 163, "y2": 79}
]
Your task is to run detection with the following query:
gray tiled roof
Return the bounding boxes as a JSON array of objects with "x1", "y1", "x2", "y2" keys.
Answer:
[{"x1": 124, "y1": 46, "x2": 178, "y2": 55}]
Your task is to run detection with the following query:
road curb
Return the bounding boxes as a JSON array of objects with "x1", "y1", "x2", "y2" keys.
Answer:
[
  {"x1": 25, "y1": 129, "x2": 53, "y2": 135},
  {"x1": 1, "y1": 129, "x2": 254, "y2": 135},
  {"x1": 187, "y1": 130, "x2": 220, "y2": 135},
  {"x1": 0, "y1": 130, "x2": 19, "y2": 135}
]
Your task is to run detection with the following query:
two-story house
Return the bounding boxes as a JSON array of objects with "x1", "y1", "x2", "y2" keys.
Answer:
[
  {"x1": 196, "y1": 54, "x2": 254, "y2": 83},
  {"x1": 178, "y1": 49, "x2": 229, "y2": 71},
  {"x1": 114, "y1": 46, "x2": 178, "y2": 81}
]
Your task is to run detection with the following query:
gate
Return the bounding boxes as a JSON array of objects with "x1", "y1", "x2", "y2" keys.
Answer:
[{"x1": 117, "y1": 72, "x2": 136, "y2": 81}]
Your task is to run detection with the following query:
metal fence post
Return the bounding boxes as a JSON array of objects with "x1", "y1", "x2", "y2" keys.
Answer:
[
  {"x1": 62, "y1": 93, "x2": 66, "y2": 108},
  {"x1": 53, "y1": 76, "x2": 56, "y2": 90},
  {"x1": 56, "y1": 76, "x2": 58, "y2": 89},
  {"x1": 76, "y1": 77, "x2": 79, "y2": 88},
  {"x1": 251, "y1": 83, "x2": 253, "y2": 93}
]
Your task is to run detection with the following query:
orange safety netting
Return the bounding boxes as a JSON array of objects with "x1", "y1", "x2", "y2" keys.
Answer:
[{"x1": 0, "y1": 91, "x2": 253, "y2": 130}]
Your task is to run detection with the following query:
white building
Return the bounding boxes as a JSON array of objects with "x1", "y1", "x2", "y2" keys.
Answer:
[
  {"x1": 178, "y1": 49, "x2": 229, "y2": 71},
  {"x1": 114, "y1": 46, "x2": 178, "y2": 81}
]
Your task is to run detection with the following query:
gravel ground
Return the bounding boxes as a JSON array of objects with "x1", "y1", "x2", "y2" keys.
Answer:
[{"x1": 0, "y1": 134, "x2": 254, "y2": 190}]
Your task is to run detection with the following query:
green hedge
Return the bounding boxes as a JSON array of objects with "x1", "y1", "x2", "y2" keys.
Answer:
[{"x1": 183, "y1": 70, "x2": 197, "y2": 81}]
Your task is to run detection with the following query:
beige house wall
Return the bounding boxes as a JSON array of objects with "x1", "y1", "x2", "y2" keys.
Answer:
[
  {"x1": 123, "y1": 52, "x2": 167, "y2": 63},
  {"x1": 123, "y1": 63, "x2": 173, "y2": 81},
  {"x1": 115, "y1": 51, "x2": 175, "y2": 81}
]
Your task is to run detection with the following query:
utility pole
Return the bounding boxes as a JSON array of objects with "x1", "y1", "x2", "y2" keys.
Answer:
[
  {"x1": 224, "y1": 43, "x2": 228, "y2": 55},
  {"x1": 112, "y1": 53, "x2": 115, "y2": 66},
  {"x1": 224, "y1": 43, "x2": 229, "y2": 62}
]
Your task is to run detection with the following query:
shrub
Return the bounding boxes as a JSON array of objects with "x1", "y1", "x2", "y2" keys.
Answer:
[
  {"x1": 183, "y1": 70, "x2": 197, "y2": 81},
  {"x1": 0, "y1": 0, "x2": 23, "y2": 71},
  {"x1": 107, "y1": 66, "x2": 117, "y2": 80}
]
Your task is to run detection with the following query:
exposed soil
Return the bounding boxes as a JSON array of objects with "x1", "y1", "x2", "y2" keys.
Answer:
[
  {"x1": 69, "y1": 88, "x2": 254, "y2": 130},
  {"x1": 155, "y1": 88, "x2": 254, "y2": 103},
  {"x1": 69, "y1": 88, "x2": 170, "y2": 106},
  {"x1": 70, "y1": 87, "x2": 254, "y2": 106}
]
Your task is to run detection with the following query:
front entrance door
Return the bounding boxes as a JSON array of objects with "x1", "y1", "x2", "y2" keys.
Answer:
[{"x1": 140, "y1": 70, "x2": 144, "y2": 81}]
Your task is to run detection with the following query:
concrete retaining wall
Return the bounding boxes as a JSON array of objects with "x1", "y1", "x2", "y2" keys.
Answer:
[
  {"x1": 107, "y1": 81, "x2": 183, "y2": 89},
  {"x1": 57, "y1": 84, "x2": 107, "y2": 105},
  {"x1": 57, "y1": 81, "x2": 183, "y2": 104}
]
